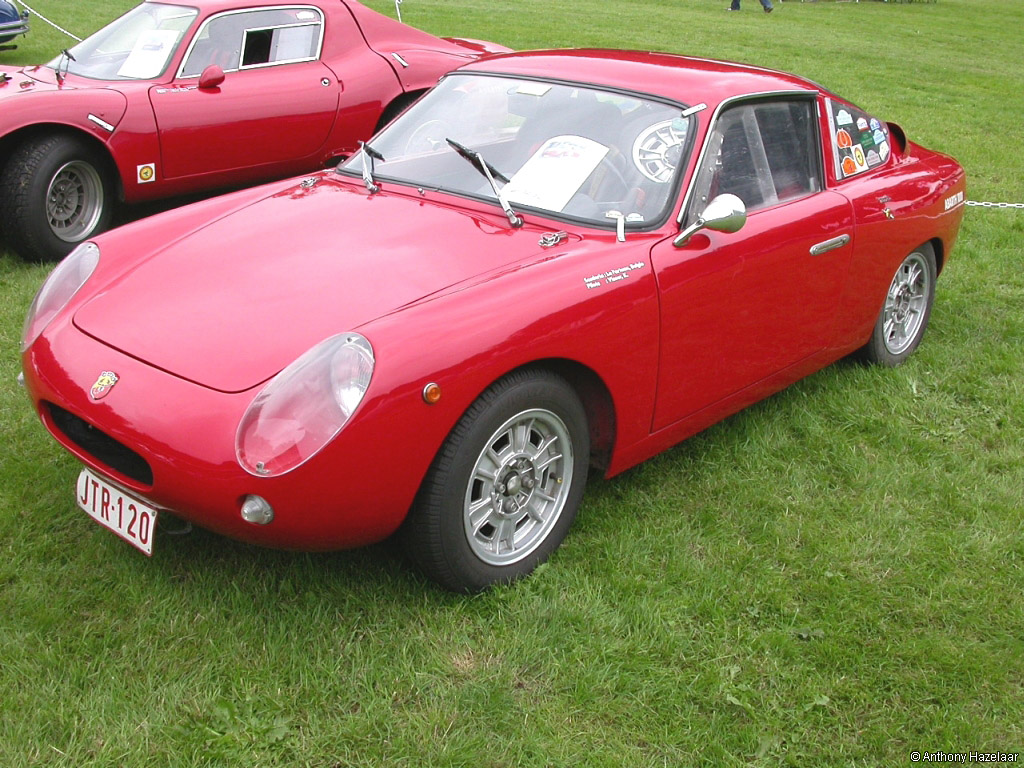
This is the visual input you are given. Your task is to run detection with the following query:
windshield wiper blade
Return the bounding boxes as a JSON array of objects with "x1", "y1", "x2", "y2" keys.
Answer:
[
  {"x1": 359, "y1": 140, "x2": 384, "y2": 194},
  {"x1": 445, "y1": 138, "x2": 522, "y2": 228}
]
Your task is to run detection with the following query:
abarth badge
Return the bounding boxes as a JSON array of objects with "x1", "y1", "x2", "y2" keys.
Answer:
[{"x1": 90, "y1": 371, "x2": 119, "y2": 400}]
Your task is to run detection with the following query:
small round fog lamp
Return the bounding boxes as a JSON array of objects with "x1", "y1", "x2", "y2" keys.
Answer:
[{"x1": 240, "y1": 495, "x2": 274, "y2": 525}]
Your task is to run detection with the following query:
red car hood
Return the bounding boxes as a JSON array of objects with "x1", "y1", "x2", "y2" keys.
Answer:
[{"x1": 74, "y1": 177, "x2": 564, "y2": 393}]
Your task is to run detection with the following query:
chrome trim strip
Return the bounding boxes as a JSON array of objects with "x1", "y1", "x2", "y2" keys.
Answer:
[
  {"x1": 391, "y1": 52, "x2": 408, "y2": 68},
  {"x1": 809, "y1": 234, "x2": 850, "y2": 256},
  {"x1": 87, "y1": 114, "x2": 115, "y2": 132}
]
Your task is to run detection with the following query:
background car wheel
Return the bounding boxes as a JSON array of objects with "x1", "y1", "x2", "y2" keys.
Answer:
[
  {"x1": 859, "y1": 244, "x2": 937, "y2": 366},
  {"x1": 0, "y1": 134, "x2": 114, "y2": 262},
  {"x1": 401, "y1": 370, "x2": 590, "y2": 593}
]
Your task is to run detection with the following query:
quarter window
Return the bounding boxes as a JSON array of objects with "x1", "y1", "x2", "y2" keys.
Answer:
[
  {"x1": 826, "y1": 98, "x2": 891, "y2": 180},
  {"x1": 689, "y1": 98, "x2": 821, "y2": 221},
  {"x1": 180, "y1": 6, "x2": 323, "y2": 78}
]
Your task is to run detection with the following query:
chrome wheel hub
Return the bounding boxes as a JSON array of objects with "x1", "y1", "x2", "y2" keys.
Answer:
[
  {"x1": 464, "y1": 408, "x2": 573, "y2": 566},
  {"x1": 882, "y1": 252, "x2": 930, "y2": 355},
  {"x1": 46, "y1": 161, "x2": 104, "y2": 242}
]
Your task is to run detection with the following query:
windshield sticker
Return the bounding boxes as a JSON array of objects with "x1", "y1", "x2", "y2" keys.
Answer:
[
  {"x1": 117, "y1": 29, "x2": 179, "y2": 79},
  {"x1": 829, "y1": 99, "x2": 890, "y2": 180},
  {"x1": 504, "y1": 135, "x2": 609, "y2": 213}
]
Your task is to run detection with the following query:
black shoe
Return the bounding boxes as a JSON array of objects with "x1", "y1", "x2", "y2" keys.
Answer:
[{"x1": 764, "y1": 5, "x2": 773, "y2": 11}]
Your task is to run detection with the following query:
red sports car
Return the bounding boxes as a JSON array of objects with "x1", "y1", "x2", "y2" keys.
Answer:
[
  {"x1": 20, "y1": 49, "x2": 966, "y2": 592},
  {"x1": 0, "y1": 0, "x2": 506, "y2": 261}
]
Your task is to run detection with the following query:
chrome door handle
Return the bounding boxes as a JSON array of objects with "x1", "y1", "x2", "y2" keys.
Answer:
[{"x1": 809, "y1": 234, "x2": 851, "y2": 256}]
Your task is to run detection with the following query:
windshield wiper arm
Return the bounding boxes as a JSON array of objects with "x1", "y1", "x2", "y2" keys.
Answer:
[
  {"x1": 56, "y1": 48, "x2": 76, "y2": 85},
  {"x1": 445, "y1": 138, "x2": 522, "y2": 228},
  {"x1": 359, "y1": 140, "x2": 384, "y2": 194}
]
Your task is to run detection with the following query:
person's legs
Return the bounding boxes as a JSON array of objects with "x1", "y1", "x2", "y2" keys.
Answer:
[
  {"x1": 760, "y1": 0, "x2": 774, "y2": 10},
  {"x1": 729, "y1": 0, "x2": 741, "y2": 9}
]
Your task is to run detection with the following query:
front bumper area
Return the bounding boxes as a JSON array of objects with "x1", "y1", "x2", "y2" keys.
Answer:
[{"x1": 22, "y1": 318, "x2": 418, "y2": 551}]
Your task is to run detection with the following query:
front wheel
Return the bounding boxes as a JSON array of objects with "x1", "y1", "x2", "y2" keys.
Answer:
[
  {"x1": 400, "y1": 370, "x2": 590, "y2": 592},
  {"x1": 859, "y1": 244, "x2": 937, "y2": 367},
  {"x1": 0, "y1": 134, "x2": 115, "y2": 262}
]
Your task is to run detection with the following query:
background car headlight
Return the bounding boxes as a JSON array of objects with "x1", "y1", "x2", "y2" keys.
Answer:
[
  {"x1": 21, "y1": 242, "x2": 100, "y2": 353},
  {"x1": 235, "y1": 333, "x2": 374, "y2": 477}
]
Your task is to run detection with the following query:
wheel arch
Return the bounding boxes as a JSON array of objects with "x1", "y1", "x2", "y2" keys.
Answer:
[
  {"x1": 474, "y1": 358, "x2": 617, "y2": 474},
  {"x1": 0, "y1": 123, "x2": 124, "y2": 202},
  {"x1": 927, "y1": 236, "x2": 945, "y2": 275},
  {"x1": 374, "y1": 88, "x2": 427, "y2": 134}
]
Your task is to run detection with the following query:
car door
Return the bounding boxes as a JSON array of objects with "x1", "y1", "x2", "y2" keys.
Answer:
[
  {"x1": 149, "y1": 6, "x2": 338, "y2": 181},
  {"x1": 651, "y1": 97, "x2": 855, "y2": 430}
]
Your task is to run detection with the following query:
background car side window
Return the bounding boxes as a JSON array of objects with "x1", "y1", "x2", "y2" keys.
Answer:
[
  {"x1": 688, "y1": 99, "x2": 821, "y2": 223},
  {"x1": 180, "y1": 7, "x2": 323, "y2": 78}
]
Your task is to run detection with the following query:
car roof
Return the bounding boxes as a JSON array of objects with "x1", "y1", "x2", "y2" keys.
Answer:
[
  {"x1": 149, "y1": 0, "x2": 348, "y2": 12},
  {"x1": 459, "y1": 49, "x2": 830, "y2": 106}
]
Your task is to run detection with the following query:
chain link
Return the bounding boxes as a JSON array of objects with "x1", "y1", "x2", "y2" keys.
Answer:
[{"x1": 966, "y1": 201, "x2": 1024, "y2": 209}]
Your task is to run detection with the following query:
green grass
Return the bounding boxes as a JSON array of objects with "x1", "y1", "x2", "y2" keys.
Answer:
[{"x1": 2, "y1": 0, "x2": 1023, "y2": 765}]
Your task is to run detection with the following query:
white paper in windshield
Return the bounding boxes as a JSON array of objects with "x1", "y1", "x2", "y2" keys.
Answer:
[
  {"x1": 504, "y1": 135, "x2": 609, "y2": 213},
  {"x1": 117, "y1": 29, "x2": 179, "y2": 79}
]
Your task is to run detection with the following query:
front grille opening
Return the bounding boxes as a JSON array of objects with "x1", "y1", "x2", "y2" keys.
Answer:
[{"x1": 46, "y1": 403, "x2": 154, "y2": 487}]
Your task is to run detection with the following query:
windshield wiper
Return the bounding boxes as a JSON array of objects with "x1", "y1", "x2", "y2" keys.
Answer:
[
  {"x1": 445, "y1": 138, "x2": 522, "y2": 228},
  {"x1": 359, "y1": 140, "x2": 385, "y2": 194},
  {"x1": 55, "y1": 48, "x2": 76, "y2": 85}
]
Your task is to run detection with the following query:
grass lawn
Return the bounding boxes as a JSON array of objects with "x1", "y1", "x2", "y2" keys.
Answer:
[{"x1": 1, "y1": 0, "x2": 1022, "y2": 765}]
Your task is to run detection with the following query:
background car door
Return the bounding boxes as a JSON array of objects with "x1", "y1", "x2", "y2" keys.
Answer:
[
  {"x1": 149, "y1": 7, "x2": 338, "y2": 181},
  {"x1": 650, "y1": 98, "x2": 856, "y2": 430}
]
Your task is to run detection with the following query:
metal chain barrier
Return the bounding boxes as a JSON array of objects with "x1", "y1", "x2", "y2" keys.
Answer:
[
  {"x1": 18, "y1": 2, "x2": 81, "y2": 42},
  {"x1": 966, "y1": 201, "x2": 1024, "y2": 209}
]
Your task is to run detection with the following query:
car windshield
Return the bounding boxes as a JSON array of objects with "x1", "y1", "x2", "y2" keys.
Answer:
[
  {"x1": 340, "y1": 74, "x2": 692, "y2": 230},
  {"x1": 48, "y1": 3, "x2": 198, "y2": 81}
]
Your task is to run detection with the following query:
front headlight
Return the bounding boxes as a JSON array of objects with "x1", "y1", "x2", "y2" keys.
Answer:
[
  {"x1": 21, "y1": 242, "x2": 100, "y2": 353},
  {"x1": 235, "y1": 333, "x2": 374, "y2": 477}
]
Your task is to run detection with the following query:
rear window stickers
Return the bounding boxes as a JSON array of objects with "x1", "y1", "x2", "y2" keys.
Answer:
[{"x1": 827, "y1": 98, "x2": 890, "y2": 180}]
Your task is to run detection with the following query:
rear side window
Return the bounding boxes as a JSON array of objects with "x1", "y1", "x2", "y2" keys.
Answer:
[
  {"x1": 826, "y1": 98, "x2": 891, "y2": 180},
  {"x1": 688, "y1": 98, "x2": 821, "y2": 221},
  {"x1": 179, "y1": 6, "x2": 323, "y2": 77}
]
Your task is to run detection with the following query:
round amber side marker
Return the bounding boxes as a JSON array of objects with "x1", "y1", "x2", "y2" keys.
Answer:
[{"x1": 422, "y1": 382, "x2": 442, "y2": 405}]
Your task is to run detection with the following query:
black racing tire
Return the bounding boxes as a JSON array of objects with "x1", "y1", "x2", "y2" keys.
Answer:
[
  {"x1": 0, "y1": 133, "x2": 115, "y2": 262},
  {"x1": 858, "y1": 243, "x2": 937, "y2": 367},
  {"x1": 400, "y1": 370, "x2": 590, "y2": 593}
]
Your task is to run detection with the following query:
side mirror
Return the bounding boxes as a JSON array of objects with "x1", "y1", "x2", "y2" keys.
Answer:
[
  {"x1": 673, "y1": 193, "x2": 746, "y2": 247},
  {"x1": 198, "y1": 65, "x2": 225, "y2": 90}
]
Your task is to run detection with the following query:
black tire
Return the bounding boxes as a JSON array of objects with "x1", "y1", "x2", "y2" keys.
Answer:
[
  {"x1": 859, "y1": 244, "x2": 937, "y2": 367},
  {"x1": 400, "y1": 370, "x2": 590, "y2": 593},
  {"x1": 0, "y1": 133, "x2": 115, "y2": 262}
]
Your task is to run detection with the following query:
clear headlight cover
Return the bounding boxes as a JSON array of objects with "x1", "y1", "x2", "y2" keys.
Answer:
[
  {"x1": 21, "y1": 242, "x2": 100, "y2": 353},
  {"x1": 235, "y1": 333, "x2": 374, "y2": 477}
]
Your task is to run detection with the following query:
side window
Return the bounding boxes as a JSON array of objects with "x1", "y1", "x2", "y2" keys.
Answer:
[
  {"x1": 826, "y1": 98, "x2": 891, "y2": 180},
  {"x1": 179, "y1": 7, "x2": 323, "y2": 78},
  {"x1": 688, "y1": 98, "x2": 821, "y2": 223}
]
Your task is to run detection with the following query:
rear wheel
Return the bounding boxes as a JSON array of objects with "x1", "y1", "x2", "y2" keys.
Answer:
[
  {"x1": 401, "y1": 370, "x2": 590, "y2": 592},
  {"x1": 0, "y1": 134, "x2": 115, "y2": 262},
  {"x1": 859, "y1": 244, "x2": 937, "y2": 366}
]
